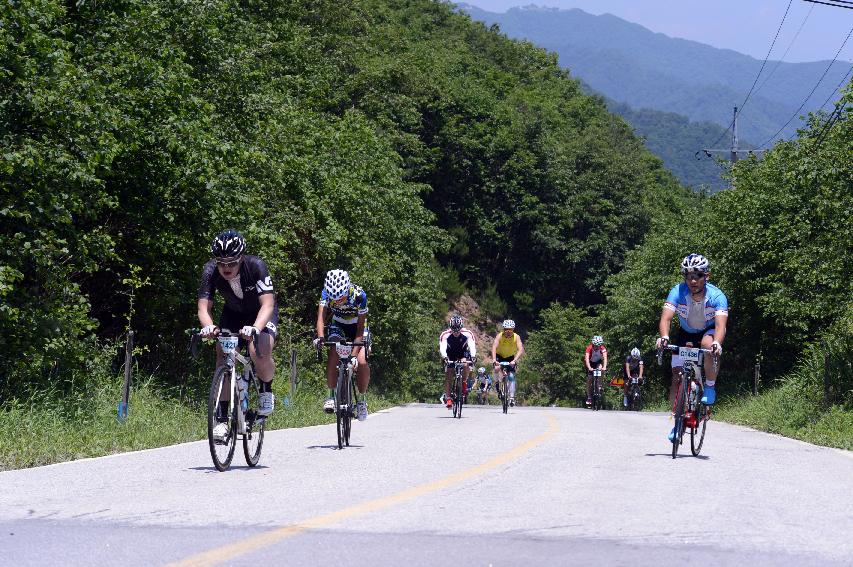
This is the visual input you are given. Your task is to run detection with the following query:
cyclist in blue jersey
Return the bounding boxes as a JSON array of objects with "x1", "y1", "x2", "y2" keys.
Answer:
[
  {"x1": 313, "y1": 269, "x2": 371, "y2": 421},
  {"x1": 656, "y1": 254, "x2": 728, "y2": 440},
  {"x1": 198, "y1": 230, "x2": 278, "y2": 442}
]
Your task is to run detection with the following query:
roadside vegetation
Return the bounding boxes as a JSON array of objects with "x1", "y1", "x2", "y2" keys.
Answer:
[{"x1": 1, "y1": 0, "x2": 850, "y2": 469}]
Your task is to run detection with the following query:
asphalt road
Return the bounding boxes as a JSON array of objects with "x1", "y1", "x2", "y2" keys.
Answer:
[{"x1": 2, "y1": 403, "x2": 851, "y2": 566}]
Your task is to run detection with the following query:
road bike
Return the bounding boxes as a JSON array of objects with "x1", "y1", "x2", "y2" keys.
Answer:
[
  {"x1": 590, "y1": 368, "x2": 605, "y2": 411},
  {"x1": 192, "y1": 329, "x2": 266, "y2": 472},
  {"x1": 495, "y1": 361, "x2": 516, "y2": 414},
  {"x1": 625, "y1": 375, "x2": 643, "y2": 411},
  {"x1": 658, "y1": 344, "x2": 716, "y2": 459},
  {"x1": 447, "y1": 359, "x2": 472, "y2": 419},
  {"x1": 319, "y1": 338, "x2": 364, "y2": 449}
]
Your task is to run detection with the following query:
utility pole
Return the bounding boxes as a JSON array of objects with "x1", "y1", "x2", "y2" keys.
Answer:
[{"x1": 702, "y1": 106, "x2": 767, "y2": 163}]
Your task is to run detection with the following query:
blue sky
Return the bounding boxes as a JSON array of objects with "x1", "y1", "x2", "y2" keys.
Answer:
[{"x1": 461, "y1": 1, "x2": 853, "y2": 63}]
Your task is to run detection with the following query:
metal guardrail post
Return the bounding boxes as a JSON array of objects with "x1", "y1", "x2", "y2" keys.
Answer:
[
  {"x1": 754, "y1": 359, "x2": 760, "y2": 395},
  {"x1": 118, "y1": 330, "x2": 134, "y2": 422}
]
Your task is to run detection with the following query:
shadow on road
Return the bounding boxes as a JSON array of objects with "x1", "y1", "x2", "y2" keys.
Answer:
[
  {"x1": 187, "y1": 465, "x2": 271, "y2": 472},
  {"x1": 305, "y1": 444, "x2": 364, "y2": 450},
  {"x1": 644, "y1": 453, "x2": 710, "y2": 460}
]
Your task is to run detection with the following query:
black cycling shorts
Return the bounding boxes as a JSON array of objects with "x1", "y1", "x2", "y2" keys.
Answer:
[{"x1": 220, "y1": 307, "x2": 278, "y2": 339}]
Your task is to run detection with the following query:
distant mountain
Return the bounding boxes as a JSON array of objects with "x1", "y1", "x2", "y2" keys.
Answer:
[
  {"x1": 459, "y1": 4, "x2": 850, "y2": 146},
  {"x1": 606, "y1": 101, "x2": 740, "y2": 190}
]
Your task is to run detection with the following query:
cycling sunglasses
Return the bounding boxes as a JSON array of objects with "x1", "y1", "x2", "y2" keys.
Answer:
[{"x1": 215, "y1": 257, "x2": 241, "y2": 268}]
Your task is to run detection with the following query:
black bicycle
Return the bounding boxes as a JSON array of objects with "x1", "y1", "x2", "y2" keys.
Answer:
[
  {"x1": 320, "y1": 338, "x2": 364, "y2": 449},
  {"x1": 625, "y1": 375, "x2": 643, "y2": 411},
  {"x1": 658, "y1": 344, "x2": 716, "y2": 458},
  {"x1": 448, "y1": 359, "x2": 472, "y2": 419},
  {"x1": 475, "y1": 380, "x2": 491, "y2": 405},
  {"x1": 495, "y1": 362, "x2": 516, "y2": 414},
  {"x1": 590, "y1": 367, "x2": 605, "y2": 411},
  {"x1": 192, "y1": 329, "x2": 266, "y2": 472}
]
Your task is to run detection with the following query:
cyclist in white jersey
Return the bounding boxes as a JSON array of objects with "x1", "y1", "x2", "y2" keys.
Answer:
[{"x1": 656, "y1": 254, "x2": 728, "y2": 440}]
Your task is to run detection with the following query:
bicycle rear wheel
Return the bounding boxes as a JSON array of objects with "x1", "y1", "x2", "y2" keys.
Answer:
[
  {"x1": 208, "y1": 366, "x2": 237, "y2": 471},
  {"x1": 691, "y1": 403, "x2": 709, "y2": 456},
  {"x1": 242, "y1": 371, "x2": 265, "y2": 467},
  {"x1": 671, "y1": 379, "x2": 688, "y2": 459}
]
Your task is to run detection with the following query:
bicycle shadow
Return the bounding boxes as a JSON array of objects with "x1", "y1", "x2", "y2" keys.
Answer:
[
  {"x1": 188, "y1": 465, "x2": 272, "y2": 472},
  {"x1": 305, "y1": 444, "x2": 365, "y2": 450},
  {"x1": 644, "y1": 453, "x2": 710, "y2": 460}
]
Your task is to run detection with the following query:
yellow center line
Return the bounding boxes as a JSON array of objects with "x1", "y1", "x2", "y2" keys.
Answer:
[{"x1": 169, "y1": 413, "x2": 560, "y2": 567}]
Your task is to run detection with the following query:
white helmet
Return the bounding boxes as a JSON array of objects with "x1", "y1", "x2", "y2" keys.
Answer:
[
  {"x1": 324, "y1": 269, "x2": 350, "y2": 300},
  {"x1": 592, "y1": 335, "x2": 604, "y2": 346},
  {"x1": 631, "y1": 347, "x2": 641, "y2": 358},
  {"x1": 680, "y1": 253, "x2": 709, "y2": 275},
  {"x1": 477, "y1": 367, "x2": 486, "y2": 375},
  {"x1": 502, "y1": 319, "x2": 515, "y2": 329}
]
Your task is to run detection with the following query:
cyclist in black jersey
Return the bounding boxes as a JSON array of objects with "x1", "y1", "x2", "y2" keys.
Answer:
[
  {"x1": 198, "y1": 230, "x2": 278, "y2": 440},
  {"x1": 623, "y1": 347, "x2": 644, "y2": 407},
  {"x1": 438, "y1": 315, "x2": 476, "y2": 409}
]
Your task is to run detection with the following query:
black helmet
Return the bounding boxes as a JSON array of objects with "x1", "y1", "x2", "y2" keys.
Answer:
[
  {"x1": 211, "y1": 229, "x2": 246, "y2": 259},
  {"x1": 449, "y1": 315, "x2": 463, "y2": 331}
]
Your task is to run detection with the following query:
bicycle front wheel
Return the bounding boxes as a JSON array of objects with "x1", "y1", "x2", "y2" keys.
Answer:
[
  {"x1": 691, "y1": 404, "x2": 709, "y2": 456},
  {"x1": 502, "y1": 379, "x2": 509, "y2": 414},
  {"x1": 454, "y1": 377, "x2": 463, "y2": 419},
  {"x1": 243, "y1": 371, "x2": 265, "y2": 467},
  {"x1": 208, "y1": 366, "x2": 237, "y2": 471},
  {"x1": 672, "y1": 379, "x2": 688, "y2": 459}
]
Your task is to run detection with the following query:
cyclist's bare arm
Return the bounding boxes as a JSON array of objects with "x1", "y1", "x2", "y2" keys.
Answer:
[
  {"x1": 712, "y1": 313, "x2": 728, "y2": 349},
  {"x1": 624, "y1": 362, "x2": 631, "y2": 377},
  {"x1": 602, "y1": 351, "x2": 608, "y2": 371},
  {"x1": 639, "y1": 361, "x2": 644, "y2": 378},
  {"x1": 198, "y1": 298, "x2": 216, "y2": 332},
  {"x1": 353, "y1": 313, "x2": 367, "y2": 358},
  {"x1": 252, "y1": 294, "x2": 275, "y2": 332},
  {"x1": 490, "y1": 335, "x2": 500, "y2": 366},
  {"x1": 658, "y1": 307, "x2": 675, "y2": 340},
  {"x1": 315, "y1": 304, "x2": 327, "y2": 339},
  {"x1": 585, "y1": 352, "x2": 592, "y2": 372},
  {"x1": 513, "y1": 335, "x2": 524, "y2": 363}
]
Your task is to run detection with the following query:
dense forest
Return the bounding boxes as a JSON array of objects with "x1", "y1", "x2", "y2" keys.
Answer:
[{"x1": 2, "y1": 0, "x2": 850, "y2": 437}]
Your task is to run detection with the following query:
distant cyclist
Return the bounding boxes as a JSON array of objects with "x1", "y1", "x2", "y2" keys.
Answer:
[
  {"x1": 313, "y1": 269, "x2": 371, "y2": 421},
  {"x1": 623, "y1": 347, "x2": 645, "y2": 407},
  {"x1": 656, "y1": 253, "x2": 728, "y2": 441},
  {"x1": 198, "y1": 229, "x2": 278, "y2": 442},
  {"x1": 474, "y1": 366, "x2": 493, "y2": 404},
  {"x1": 439, "y1": 315, "x2": 477, "y2": 409},
  {"x1": 584, "y1": 335, "x2": 608, "y2": 406},
  {"x1": 491, "y1": 319, "x2": 524, "y2": 406}
]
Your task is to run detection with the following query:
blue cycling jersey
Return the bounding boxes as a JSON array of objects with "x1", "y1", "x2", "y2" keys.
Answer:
[
  {"x1": 664, "y1": 282, "x2": 729, "y2": 333},
  {"x1": 319, "y1": 285, "x2": 368, "y2": 324}
]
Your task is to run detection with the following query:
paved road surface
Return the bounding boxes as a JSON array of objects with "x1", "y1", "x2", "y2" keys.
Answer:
[{"x1": 2, "y1": 404, "x2": 851, "y2": 566}]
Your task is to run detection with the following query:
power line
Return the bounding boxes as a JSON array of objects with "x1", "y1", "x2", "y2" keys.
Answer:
[
  {"x1": 815, "y1": 61, "x2": 853, "y2": 113},
  {"x1": 699, "y1": 0, "x2": 794, "y2": 155},
  {"x1": 810, "y1": 101, "x2": 847, "y2": 153},
  {"x1": 758, "y1": 25, "x2": 853, "y2": 148},
  {"x1": 754, "y1": 3, "x2": 814, "y2": 96},
  {"x1": 804, "y1": 0, "x2": 853, "y2": 9}
]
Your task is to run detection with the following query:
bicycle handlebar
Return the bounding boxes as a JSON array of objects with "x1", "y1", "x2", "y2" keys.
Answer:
[
  {"x1": 189, "y1": 327, "x2": 264, "y2": 359},
  {"x1": 656, "y1": 343, "x2": 718, "y2": 370}
]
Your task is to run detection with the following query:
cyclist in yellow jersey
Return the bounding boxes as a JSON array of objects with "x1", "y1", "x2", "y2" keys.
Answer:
[{"x1": 491, "y1": 319, "x2": 525, "y2": 406}]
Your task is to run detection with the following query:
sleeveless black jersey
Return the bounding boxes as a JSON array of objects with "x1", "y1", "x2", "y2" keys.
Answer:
[{"x1": 198, "y1": 255, "x2": 277, "y2": 315}]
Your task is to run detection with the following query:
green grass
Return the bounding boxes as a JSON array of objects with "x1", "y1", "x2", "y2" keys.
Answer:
[
  {"x1": 713, "y1": 390, "x2": 853, "y2": 451},
  {"x1": 2, "y1": 375, "x2": 401, "y2": 471}
]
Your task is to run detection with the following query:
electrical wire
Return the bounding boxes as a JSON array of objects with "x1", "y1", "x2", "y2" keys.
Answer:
[
  {"x1": 754, "y1": 3, "x2": 814, "y2": 96},
  {"x1": 758, "y1": 25, "x2": 853, "y2": 148},
  {"x1": 804, "y1": 0, "x2": 853, "y2": 9},
  {"x1": 699, "y1": 0, "x2": 794, "y2": 155}
]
